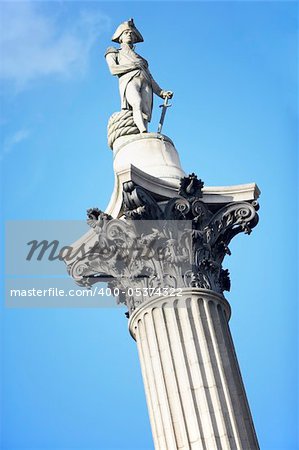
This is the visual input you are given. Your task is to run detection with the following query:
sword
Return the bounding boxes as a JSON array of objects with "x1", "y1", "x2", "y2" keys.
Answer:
[{"x1": 157, "y1": 95, "x2": 172, "y2": 134}]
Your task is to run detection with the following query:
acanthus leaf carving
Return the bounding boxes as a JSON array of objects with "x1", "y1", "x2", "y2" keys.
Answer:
[{"x1": 66, "y1": 174, "x2": 259, "y2": 316}]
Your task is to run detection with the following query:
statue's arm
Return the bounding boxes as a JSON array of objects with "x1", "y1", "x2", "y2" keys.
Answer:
[
  {"x1": 105, "y1": 49, "x2": 137, "y2": 76},
  {"x1": 150, "y1": 74, "x2": 164, "y2": 98},
  {"x1": 149, "y1": 72, "x2": 173, "y2": 99}
]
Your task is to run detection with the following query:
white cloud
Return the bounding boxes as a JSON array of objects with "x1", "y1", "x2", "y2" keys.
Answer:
[
  {"x1": 0, "y1": 2, "x2": 111, "y2": 89},
  {"x1": 1, "y1": 128, "x2": 30, "y2": 161}
]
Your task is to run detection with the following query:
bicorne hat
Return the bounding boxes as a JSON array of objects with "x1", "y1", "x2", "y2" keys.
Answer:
[{"x1": 112, "y1": 18, "x2": 144, "y2": 44}]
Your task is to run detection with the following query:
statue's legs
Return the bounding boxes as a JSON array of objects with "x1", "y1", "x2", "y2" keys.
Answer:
[
  {"x1": 140, "y1": 82, "x2": 152, "y2": 120},
  {"x1": 125, "y1": 79, "x2": 151, "y2": 133}
]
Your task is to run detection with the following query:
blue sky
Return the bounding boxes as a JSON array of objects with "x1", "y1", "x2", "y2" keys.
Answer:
[{"x1": 0, "y1": 1, "x2": 298, "y2": 449}]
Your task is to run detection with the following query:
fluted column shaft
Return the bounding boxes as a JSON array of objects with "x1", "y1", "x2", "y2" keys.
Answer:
[{"x1": 129, "y1": 288, "x2": 259, "y2": 450}]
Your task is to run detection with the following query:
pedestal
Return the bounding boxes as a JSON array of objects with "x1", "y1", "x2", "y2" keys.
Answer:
[
  {"x1": 129, "y1": 289, "x2": 259, "y2": 450},
  {"x1": 113, "y1": 133, "x2": 185, "y2": 182},
  {"x1": 106, "y1": 133, "x2": 186, "y2": 218}
]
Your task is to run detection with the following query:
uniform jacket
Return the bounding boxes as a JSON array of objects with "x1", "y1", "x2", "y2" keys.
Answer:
[{"x1": 105, "y1": 44, "x2": 163, "y2": 121}]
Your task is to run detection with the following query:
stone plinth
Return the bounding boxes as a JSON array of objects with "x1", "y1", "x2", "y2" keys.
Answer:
[
  {"x1": 113, "y1": 133, "x2": 185, "y2": 182},
  {"x1": 129, "y1": 289, "x2": 259, "y2": 450},
  {"x1": 106, "y1": 132, "x2": 186, "y2": 218}
]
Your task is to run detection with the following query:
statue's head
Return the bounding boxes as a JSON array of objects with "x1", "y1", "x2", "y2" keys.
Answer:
[{"x1": 112, "y1": 18, "x2": 144, "y2": 44}]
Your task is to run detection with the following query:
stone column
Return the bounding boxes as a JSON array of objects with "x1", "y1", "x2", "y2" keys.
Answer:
[{"x1": 129, "y1": 289, "x2": 259, "y2": 450}]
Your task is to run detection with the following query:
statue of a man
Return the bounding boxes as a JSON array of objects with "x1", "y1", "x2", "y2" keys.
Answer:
[{"x1": 105, "y1": 19, "x2": 173, "y2": 133}]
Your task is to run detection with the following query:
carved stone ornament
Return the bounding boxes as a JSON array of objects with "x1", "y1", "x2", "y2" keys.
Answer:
[{"x1": 67, "y1": 174, "x2": 259, "y2": 316}]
